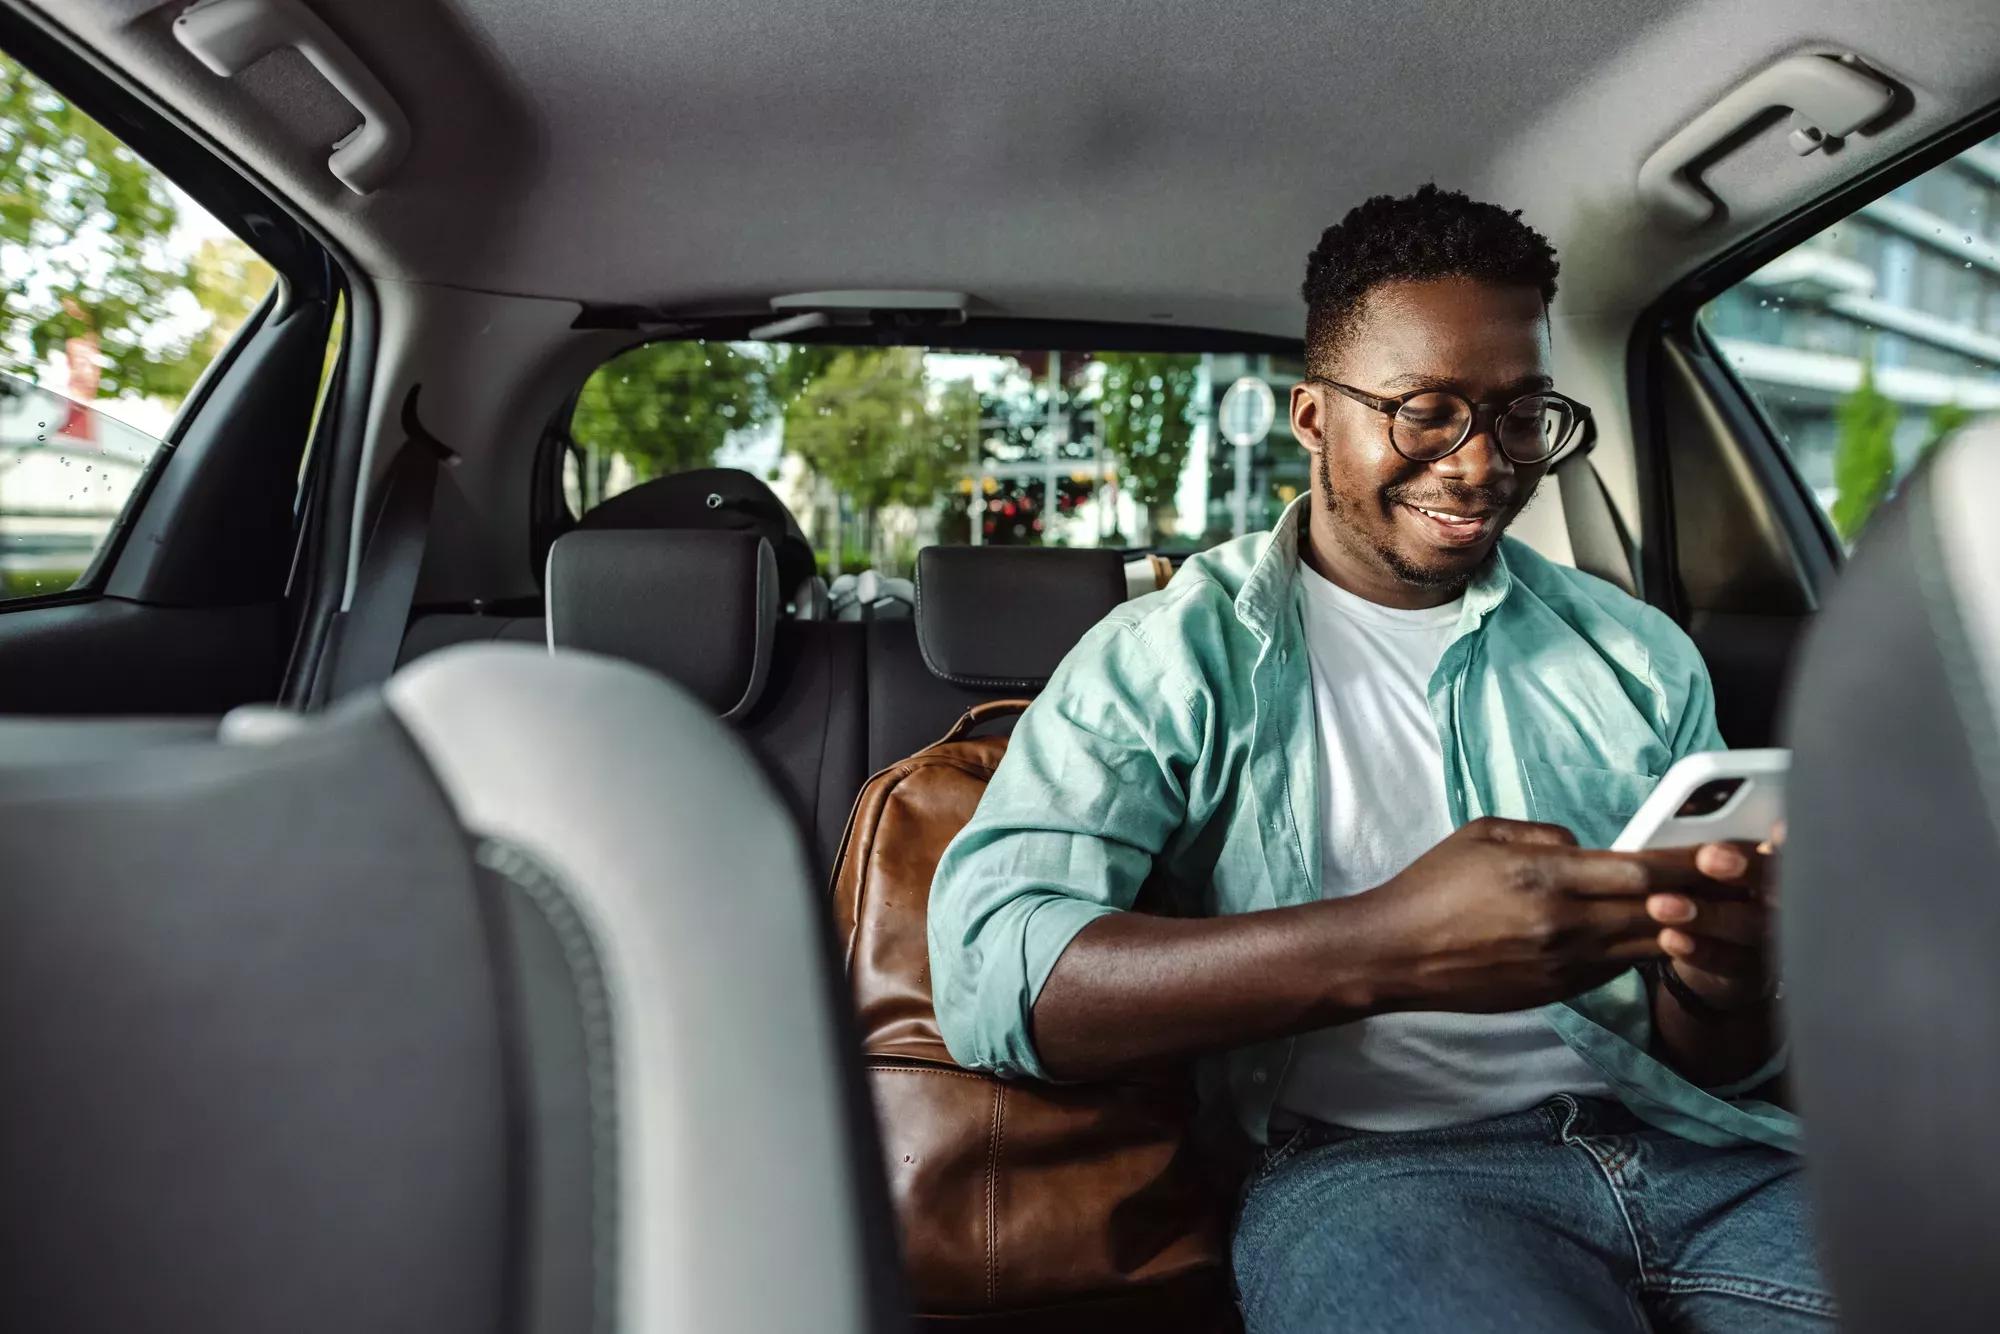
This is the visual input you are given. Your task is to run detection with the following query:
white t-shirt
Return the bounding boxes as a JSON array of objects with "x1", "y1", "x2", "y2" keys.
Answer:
[{"x1": 1275, "y1": 563, "x2": 1612, "y2": 1132}]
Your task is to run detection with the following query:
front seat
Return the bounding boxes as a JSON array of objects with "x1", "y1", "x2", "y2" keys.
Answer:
[
  {"x1": 1782, "y1": 422, "x2": 2000, "y2": 1332},
  {"x1": 0, "y1": 644, "x2": 904, "y2": 1333}
]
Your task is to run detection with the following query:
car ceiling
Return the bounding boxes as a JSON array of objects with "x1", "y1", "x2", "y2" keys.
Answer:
[{"x1": 27, "y1": 0, "x2": 2000, "y2": 337}]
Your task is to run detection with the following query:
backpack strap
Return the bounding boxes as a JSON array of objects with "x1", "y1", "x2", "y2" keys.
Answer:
[{"x1": 934, "y1": 698, "x2": 1031, "y2": 748}]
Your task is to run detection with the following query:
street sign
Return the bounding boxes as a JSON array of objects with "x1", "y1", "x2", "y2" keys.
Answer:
[{"x1": 1218, "y1": 376, "x2": 1276, "y2": 448}]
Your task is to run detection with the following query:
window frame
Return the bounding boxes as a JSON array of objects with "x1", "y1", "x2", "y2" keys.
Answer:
[
  {"x1": 0, "y1": 3, "x2": 351, "y2": 614},
  {"x1": 1630, "y1": 96, "x2": 2000, "y2": 621}
]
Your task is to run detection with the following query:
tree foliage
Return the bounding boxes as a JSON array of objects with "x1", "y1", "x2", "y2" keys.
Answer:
[
  {"x1": 781, "y1": 347, "x2": 973, "y2": 513},
  {"x1": 1917, "y1": 400, "x2": 1973, "y2": 470},
  {"x1": 1830, "y1": 360, "x2": 1898, "y2": 542},
  {"x1": 1093, "y1": 351, "x2": 1197, "y2": 535},
  {"x1": 569, "y1": 340, "x2": 769, "y2": 487},
  {"x1": 1, "y1": 50, "x2": 272, "y2": 406}
]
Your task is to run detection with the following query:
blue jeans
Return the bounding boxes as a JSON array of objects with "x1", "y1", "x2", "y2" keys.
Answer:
[{"x1": 1233, "y1": 1094, "x2": 1835, "y2": 1333}]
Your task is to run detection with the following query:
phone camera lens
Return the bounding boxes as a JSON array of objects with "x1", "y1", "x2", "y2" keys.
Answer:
[{"x1": 1675, "y1": 778, "x2": 1744, "y2": 818}]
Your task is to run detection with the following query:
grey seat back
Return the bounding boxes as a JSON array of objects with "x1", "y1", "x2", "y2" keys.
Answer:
[
  {"x1": 1782, "y1": 423, "x2": 2000, "y2": 1332},
  {"x1": 0, "y1": 645, "x2": 903, "y2": 1333}
]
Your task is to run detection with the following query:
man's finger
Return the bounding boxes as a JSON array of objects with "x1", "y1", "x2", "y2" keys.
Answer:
[
  {"x1": 1472, "y1": 817, "x2": 1579, "y2": 848},
  {"x1": 1698, "y1": 841, "x2": 1778, "y2": 909},
  {"x1": 1537, "y1": 846, "x2": 1712, "y2": 898},
  {"x1": 1694, "y1": 841, "x2": 1757, "y2": 883},
  {"x1": 1567, "y1": 895, "x2": 1674, "y2": 940},
  {"x1": 1657, "y1": 929, "x2": 1766, "y2": 982},
  {"x1": 1646, "y1": 894, "x2": 1770, "y2": 946}
]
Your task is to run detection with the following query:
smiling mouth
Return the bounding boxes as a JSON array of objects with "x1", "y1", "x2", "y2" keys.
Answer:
[
  {"x1": 1407, "y1": 504, "x2": 1489, "y2": 529},
  {"x1": 1397, "y1": 501, "x2": 1499, "y2": 546}
]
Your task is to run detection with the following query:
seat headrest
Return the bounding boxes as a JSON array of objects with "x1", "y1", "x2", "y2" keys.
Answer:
[
  {"x1": 578, "y1": 467, "x2": 817, "y2": 597},
  {"x1": 547, "y1": 529, "x2": 778, "y2": 719},
  {"x1": 915, "y1": 546, "x2": 1126, "y2": 691}
]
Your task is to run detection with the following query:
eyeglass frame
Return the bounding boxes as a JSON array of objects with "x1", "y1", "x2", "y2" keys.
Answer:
[{"x1": 1305, "y1": 376, "x2": 1595, "y2": 467}]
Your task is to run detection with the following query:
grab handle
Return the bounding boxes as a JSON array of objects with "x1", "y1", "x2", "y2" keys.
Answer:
[
  {"x1": 174, "y1": 0, "x2": 410, "y2": 195},
  {"x1": 1637, "y1": 54, "x2": 1899, "y2": 229}
]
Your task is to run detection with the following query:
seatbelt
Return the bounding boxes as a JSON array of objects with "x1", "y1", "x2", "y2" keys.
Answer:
[
  {"x1": 326, "y1": 386, "x2": 453, "y2": 699},
  {"x1": 1551, "y1": 413, "x2": 1640, "y2": 598}
]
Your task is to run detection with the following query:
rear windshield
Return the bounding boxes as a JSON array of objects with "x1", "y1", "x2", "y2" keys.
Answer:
[{"x1": 566, "y1": 340, "x2": 1305, "y2": 578}]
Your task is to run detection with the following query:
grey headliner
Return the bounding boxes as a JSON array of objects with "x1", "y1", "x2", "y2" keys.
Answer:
[
  {"x1": 22, "y1": 0, "x2": 2000, "y2": 605},
  {"x1": 36, "y1": 0, "x2": 2000, "y2": 336}
]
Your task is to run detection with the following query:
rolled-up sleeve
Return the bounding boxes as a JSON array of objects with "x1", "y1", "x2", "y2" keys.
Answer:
[{"x1": 927, "y1": 617, "x2": 1203, "y2": 1081}]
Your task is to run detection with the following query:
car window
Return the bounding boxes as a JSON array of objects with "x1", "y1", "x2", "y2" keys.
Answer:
[
  {"x1": 1699, "y1": 132, "x2": 2000, "y2": 544},
  {"x1": 1, "y1": 48, "x2": 276, "y2": 600},
  {"x1": 567, "y1": 340, "x2": 1306, "y2": 578}
]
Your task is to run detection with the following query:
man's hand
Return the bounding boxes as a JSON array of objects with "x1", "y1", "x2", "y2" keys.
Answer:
[
  {"x1": 1359, "y1": 817, "x2": 1711, "y2": 1014},
  {"x1": 1026, "y1": 817, "x2": 1762, "y2": 1082},
  {"x1": 1644, "y1": 826, "x2": 1781, "y2": 1011}
]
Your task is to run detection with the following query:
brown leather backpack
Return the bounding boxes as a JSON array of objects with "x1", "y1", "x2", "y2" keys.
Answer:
[{"x1": 829, "y1": 700, "x2": 1233, "y2": 1331}]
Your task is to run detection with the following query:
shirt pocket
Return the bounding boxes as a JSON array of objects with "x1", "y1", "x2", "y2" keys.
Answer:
[{"x1": 1519, "y1": 760, "x2": 1660, "y2": 849}]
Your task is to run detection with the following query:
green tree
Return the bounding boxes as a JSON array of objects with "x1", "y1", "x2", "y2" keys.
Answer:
[
  {"x1": 1094, "y1": 352, "x2": 1198, "y2": 542},
  {"x1": 782, "y1": 348, "x2": 971, "y2": 561},
  {"x1": 1, "y1": 56, "x2": 270, "y2": 598},
  {"x1": 1829, "y1": 360, "x2": 1899, "y2": 542},
  {"x1": 182, "y1": 236, "x2": 270, "y2": 363},
  {"x1": 1916, "y1": 400, "x2": 1973, "y2": 469},
  {"x1": 2, "y1": 51, "x2": 270, "y2": 404},
  {"x1": 569, "y1": 340, "x2": 769, "y2": 499}
]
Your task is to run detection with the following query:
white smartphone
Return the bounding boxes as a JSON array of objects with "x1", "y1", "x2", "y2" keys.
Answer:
[{"x1": 1610, "y1": 749, "x2": 1790, "y2": 853}]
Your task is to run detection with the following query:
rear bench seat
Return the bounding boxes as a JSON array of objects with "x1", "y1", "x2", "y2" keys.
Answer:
[
  {"x1": 538, "y1": 531, "x2": 1128, "y2": 881},
  {"x1": 402, "y1": 469, "x2": 1131, "y2": 877}
]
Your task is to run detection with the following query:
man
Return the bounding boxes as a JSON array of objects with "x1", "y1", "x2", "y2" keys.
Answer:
[{"x1": 928, "y1": 186, "x2": 1831, "y2": 1332}]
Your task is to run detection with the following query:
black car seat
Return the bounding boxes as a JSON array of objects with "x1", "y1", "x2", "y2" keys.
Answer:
[
  {"x1": 865, "y1": 545, "x2": 1127, "y2": 769},
  {"x1": 399, "y1": 467, "x2": 828, "y2": 669},
  {"x1": 0, "y1": 643, "x2": 903, "y2": 1333},
  {"x1": 545, "y1": 527, "x2": 866, "y2": 878},
  {"x1": 1782, "y1": 422, "x2": 2000, "y2": 1332},
  {"x1": 573, "y1": 466, "x2": 827, "y2": 618}
]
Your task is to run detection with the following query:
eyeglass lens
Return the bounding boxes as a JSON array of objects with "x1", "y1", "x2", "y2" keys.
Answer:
[{"x1": 1391, "y1": 392, "x2": 1576, "y2": 464}]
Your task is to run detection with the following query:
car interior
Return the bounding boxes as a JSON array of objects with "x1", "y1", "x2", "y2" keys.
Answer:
[{"x1": 1, "y1": 1, "x2": 1996, "y2": 1330}]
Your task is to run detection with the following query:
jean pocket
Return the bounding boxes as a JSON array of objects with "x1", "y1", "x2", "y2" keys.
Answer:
[{"x1": 1251, "y1": 1125, "x2": 1313, "y2": 1187}]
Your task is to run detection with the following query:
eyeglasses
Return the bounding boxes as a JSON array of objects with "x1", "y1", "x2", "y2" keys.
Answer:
[{"x1": 1307, "y1": 376, "x2": 1592, "y2": 467}]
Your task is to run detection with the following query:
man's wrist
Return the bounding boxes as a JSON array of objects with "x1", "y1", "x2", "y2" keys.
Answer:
[{"x1": 1299, "y1": 895, "x2": 1398, "y2": 1024}]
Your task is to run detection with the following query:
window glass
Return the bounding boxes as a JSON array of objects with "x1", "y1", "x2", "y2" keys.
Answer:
[
  {"x1": 1, "y1": 49, "x2": 276, "y2": 598},
  {"x1": 1699, "y1": 132, "x2": 2000, "y2": 543},
  {"x1": 568, "y1": 341, "x2": 1306, "y2": 578}
]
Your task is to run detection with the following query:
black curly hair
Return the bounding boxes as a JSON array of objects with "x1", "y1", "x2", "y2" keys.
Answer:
[{"x1": 1302, "y1": 184, "x2": 1559, "y2": 375}]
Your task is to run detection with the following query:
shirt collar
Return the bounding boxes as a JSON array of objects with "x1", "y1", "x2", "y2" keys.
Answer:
[{"x1": 1233, "y1": 495, "x2": 1515, "y2": 644}]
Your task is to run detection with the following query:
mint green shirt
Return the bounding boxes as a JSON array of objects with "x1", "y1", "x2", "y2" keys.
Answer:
[{"x1": 928, "y1": 499, "x2": 1796, "y2": 1152}]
